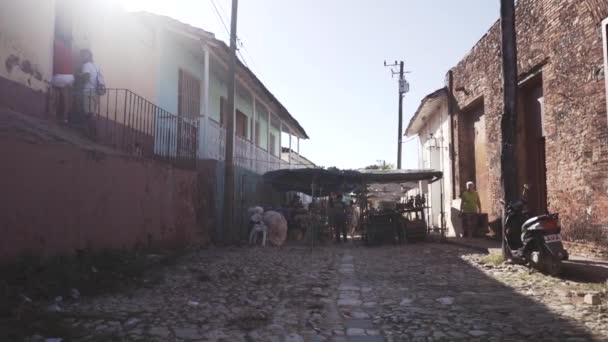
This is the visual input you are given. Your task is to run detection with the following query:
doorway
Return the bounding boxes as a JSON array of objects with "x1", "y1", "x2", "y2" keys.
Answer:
[
  {"x1": 517, "y1": 76, "x2": 547, "y2": 215},
  {"x1": 459, "y1": 101, "x2": 490, "y2": 213}
]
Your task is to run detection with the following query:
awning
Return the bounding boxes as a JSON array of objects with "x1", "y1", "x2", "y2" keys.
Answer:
[{"x1": 263, "y1": 168, "x2": 442, "y2": 197}]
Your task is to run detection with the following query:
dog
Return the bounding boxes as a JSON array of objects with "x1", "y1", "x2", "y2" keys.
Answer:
[{"x1": 248, "y1": 207, "x2": 268, "y2": 246}]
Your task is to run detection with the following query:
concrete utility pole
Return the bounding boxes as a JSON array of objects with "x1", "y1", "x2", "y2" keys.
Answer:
[
  {"x1": 500, "y1": 0, "x2": 518, "y2": 257},
  {"x1": 384, "y1": 60, "x2": 409, "y2": 169},
  {"x1": 223, "y1": 0, "x2": 238, "y2": 243}
]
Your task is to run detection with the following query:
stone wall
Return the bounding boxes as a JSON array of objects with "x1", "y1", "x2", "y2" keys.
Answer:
[{"x1": 449, "y1": 0, "x2": 608, "y2": 243}]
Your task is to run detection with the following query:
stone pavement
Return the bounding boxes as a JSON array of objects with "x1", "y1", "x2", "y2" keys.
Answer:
[{"x1": 34, "y1": 243, "x2": 607, "y2": 341}]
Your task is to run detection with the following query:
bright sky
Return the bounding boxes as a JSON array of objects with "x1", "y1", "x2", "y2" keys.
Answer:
[{"x1": 119, "y1": 0, "x2": 499, "y2": 169}]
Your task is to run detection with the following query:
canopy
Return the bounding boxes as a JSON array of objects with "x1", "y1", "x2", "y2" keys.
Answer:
[{"x1": 263, "y1": 168, "x2": 442, "y2": 197}]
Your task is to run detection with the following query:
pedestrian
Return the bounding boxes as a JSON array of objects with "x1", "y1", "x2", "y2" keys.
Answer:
[
  {"x1": 51, "y1": 32, "x2": 75, "y2": 123},
  {"x1": 333, "y1": 194, "x2": 348, "y2": 243},
  {"x1": 460, "y1": 181, "x2": 481, "y2": 238},
  {"x1": 77, "y1": 49, "x2": 105, "y2": 138}
]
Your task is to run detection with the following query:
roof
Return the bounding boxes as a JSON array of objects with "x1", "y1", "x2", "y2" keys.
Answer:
[
  {"x1": 404, "y1": 87, "x2": 448, "y2": 137},
  {"x1": 133, "y1": 12, "x2": 215, "y2": 39},
  {"x1": 132, "y1": 12, "x2": 309, "y2": 139},
  {"x1": 209, "y1": 39, "x2": 309, "y2": 139}
]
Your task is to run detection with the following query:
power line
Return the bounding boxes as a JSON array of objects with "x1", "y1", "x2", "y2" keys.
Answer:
[
  {"x1": 210, "y1": 0, "x2": 230, "y2": 36},
  {"x1": 210, "y1": 0, "x2": 250, "y2": 68}
]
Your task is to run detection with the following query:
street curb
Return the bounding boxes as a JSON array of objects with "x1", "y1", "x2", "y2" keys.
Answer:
[{"x1": 442, "y1": 239, "x2": 492, "y2": 254}]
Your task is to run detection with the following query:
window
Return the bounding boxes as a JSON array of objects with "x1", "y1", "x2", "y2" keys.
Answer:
[
  {"x1": 178, "y1": 69, "x2": 201, "y2": 117},
  {"x1": 219, "y1": 97, "x2": 225, "y2": 126},
  {"x1": 235, "y1": 110, "x2": 247, "y2": 138},
  {"x1": 255, "y1": 120, "x2": 260, "y2": 145}
]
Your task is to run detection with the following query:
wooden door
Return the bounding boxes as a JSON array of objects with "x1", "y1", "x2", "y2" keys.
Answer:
[{"x1": 473, "y1": 110, "x2": 490, "y2": 214}]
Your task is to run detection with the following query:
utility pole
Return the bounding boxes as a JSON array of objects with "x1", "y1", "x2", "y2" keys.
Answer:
[
  {"x1": 500, "y1": 0, "x2": 518, "y2": 257},
  {"x1": 384, "y1": 60, "x2": 409, "y2": 169},
  {"x1": 223, "y1": 0, "x2": 238, "y2": 243}
]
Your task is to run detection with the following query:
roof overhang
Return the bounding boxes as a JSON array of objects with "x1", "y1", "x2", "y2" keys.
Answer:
[
  {"x1": 405, "y1": 87, "x2": 448, "y2": 137},
  {"x1": 208, "y1": 39, "x2": 309, "y2": 139}
]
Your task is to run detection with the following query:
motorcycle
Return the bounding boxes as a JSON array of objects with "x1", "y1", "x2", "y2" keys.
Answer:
[{"x1": 502, "y1": 185, "x2": 568, "y2": 276}]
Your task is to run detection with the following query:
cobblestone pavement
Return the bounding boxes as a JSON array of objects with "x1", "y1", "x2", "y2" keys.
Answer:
[{"x1": 49, "y1": 243, "x2": 606, "y2": 341}]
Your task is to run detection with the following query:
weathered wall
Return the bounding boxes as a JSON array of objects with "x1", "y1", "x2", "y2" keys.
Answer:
[
  {"x1": 450, "y1": 0, "x2": 608, "y2": 243},
  {"x1": 69, "y1": 1, "x2": 159, "y2": 103},
  {"x1": 157, "y1": 29, "x2": 204, "y2": 115},
  {"x1": 198, "y1": 159, "x2": 284, "y2": 243},
  {"x1": 0, "y1": 110, "x2": 202, "y2": 259},
  {"x1": 0, "y1": 0, "x2": 55, "y2": 115},
  {"x1": 416, "y1": 101, "x2": 456, "y2": 236}
]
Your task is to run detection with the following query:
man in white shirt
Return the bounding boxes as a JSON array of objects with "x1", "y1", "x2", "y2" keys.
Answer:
[
  {"x1": 77, "y1": 49, "x2": 104, "y2": 138},
  {"x1": 79, "y1": 49, "x2": 101, "y2": 114}
]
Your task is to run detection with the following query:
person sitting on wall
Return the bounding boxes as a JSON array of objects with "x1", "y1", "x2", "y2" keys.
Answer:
[{"x1": 459, "y1": 181, "x2": 481, "y2": 238}]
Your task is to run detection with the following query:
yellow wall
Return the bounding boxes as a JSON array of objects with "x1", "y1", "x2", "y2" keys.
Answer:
[{"x1": 0, "y1": 0, "x2": 55, "y2": 92}]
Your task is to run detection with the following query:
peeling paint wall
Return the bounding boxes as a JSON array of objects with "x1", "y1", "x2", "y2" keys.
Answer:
[
  {"x1": 0, "y1": 0, "x2": 54, "y2": 92},
  {"x1": 0, "y1": 0, "x2": 55, "y2": 115}
]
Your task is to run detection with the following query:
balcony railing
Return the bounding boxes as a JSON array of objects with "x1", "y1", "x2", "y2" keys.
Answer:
[
  {"x1": 72, "y1": 88, "x2": 198, "y2": 168},
  {"x1": 205, "y1": 119, "x2": 291, "y2": 174}
]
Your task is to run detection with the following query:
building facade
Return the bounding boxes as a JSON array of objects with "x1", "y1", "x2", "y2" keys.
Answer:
[
  {"x1": 447, "y1": 0, "x2": 608, "y2": 243},
  {"x1": 405, "y1": 88, "x2": 457, "y2": 236}
]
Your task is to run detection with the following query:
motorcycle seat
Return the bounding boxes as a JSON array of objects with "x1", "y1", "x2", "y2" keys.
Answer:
[{"x1": 522, "y1": 215, "x2": 552, "y2": 230}]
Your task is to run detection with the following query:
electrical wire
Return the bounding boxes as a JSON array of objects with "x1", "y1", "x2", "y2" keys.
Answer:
[
  {"x1": 209, "y1": 0, "x2": 262, "y2": 77},
  {"x1": 209, "y1": 0, "x2": 230, "y2": 37}
]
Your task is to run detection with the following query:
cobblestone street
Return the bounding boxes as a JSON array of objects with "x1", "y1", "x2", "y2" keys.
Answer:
[{"x1": 54, "y1": 243, "x2": 607, "y2": 341}]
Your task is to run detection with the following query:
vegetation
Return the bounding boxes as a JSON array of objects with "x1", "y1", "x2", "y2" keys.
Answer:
[
  {"x1": 479, "y1": 252, "x2": 505, "y2": 266},
  {"x1": 364, "y1": 160, "x2": 394, "y2": 170}
]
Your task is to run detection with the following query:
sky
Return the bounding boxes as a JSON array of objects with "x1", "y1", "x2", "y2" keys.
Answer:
[{"x1": 118, "y1": 0, "x2": 500, "y2": 169}]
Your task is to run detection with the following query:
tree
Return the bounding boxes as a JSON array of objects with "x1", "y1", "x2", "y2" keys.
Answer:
[{"x1": 364, "y1": 160, "x2": 394, "y2": 170}]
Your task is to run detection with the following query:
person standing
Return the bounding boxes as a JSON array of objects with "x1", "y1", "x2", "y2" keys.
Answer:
[
  {"x1": 333, "y1": 194, "x2": 348, "y2": 243},
  {"x1": 77, "y1": 49, "x2": 105, "y2": 138},
  {"x1": 460, "y1": 181, "x2": 481, "y2": 238},
  {"x1": 51, "y1": 33, "x2": 74, "y2": 123}
]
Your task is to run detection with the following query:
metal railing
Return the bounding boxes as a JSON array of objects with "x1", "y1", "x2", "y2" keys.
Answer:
[
  {"x1": 75, "y1": 88, "x2": 198, "y2": 168},
  {"x1": 205, "y1": 119, "x2": 289, "y2": 174}
]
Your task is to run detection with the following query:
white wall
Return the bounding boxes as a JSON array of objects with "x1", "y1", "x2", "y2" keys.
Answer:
[
  {"x1": 417, "y1": 101, "x2": 457, "y2": 236},
  {"x1": 70, "y1": 2, "x2": 159, "y2": 103}
]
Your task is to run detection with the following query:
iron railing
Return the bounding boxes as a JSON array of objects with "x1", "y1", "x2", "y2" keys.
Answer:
[{"x1": 78, "y1": 88, "x2": 198, "y2": 168}]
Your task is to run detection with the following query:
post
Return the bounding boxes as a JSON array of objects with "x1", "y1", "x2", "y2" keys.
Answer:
[
  {"x1": 288, "y1": 128, "x2": 292, "y2": 166},
  {"x1": 223, "y1": 0, "x2": 239, "y2": 243},
  {"x1": 202, "y1": 45, "x2": 210, "y2": 159},
  {"x1": 500, "y1": 0, "x2": 518, "y2": 257},
  {"x1": 279, "y1": 120, "x2": 283, "y2": 165},
  {"x1": 447, "y1": 70, "x2": 457, "y2": 200},
  {"x1": 397, "y1": 61, "x2": 404, "y2": 169},
  {"x1": 267, "y1": 111, "x2": 271, "y2": 169},
  {"x1": 252, "y1": 98, "x2": 257, "y2": 145}
]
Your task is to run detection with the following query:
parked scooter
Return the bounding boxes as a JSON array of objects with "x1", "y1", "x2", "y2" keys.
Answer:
[{"x1": 502, "y1": 185, "x2": 568, "y2": 276}]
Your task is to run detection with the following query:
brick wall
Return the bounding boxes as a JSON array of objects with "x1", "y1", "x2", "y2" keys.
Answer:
[{"x1": 449, "y1": 0, "x2": 608, "y2": 243}]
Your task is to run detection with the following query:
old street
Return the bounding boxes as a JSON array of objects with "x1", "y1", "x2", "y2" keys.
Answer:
[{"x1": 46, "y1": 244, "x2": 608, "y2": 342}]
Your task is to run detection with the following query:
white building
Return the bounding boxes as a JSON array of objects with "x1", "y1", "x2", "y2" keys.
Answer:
[{"x1": 405, "y1": 88, "x2": 459, "y2": 236}]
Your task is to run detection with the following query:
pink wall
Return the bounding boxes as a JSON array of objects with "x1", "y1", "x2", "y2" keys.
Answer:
[{"x1": 0, "y1": 120, "x2": 201, "y2": 259}]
